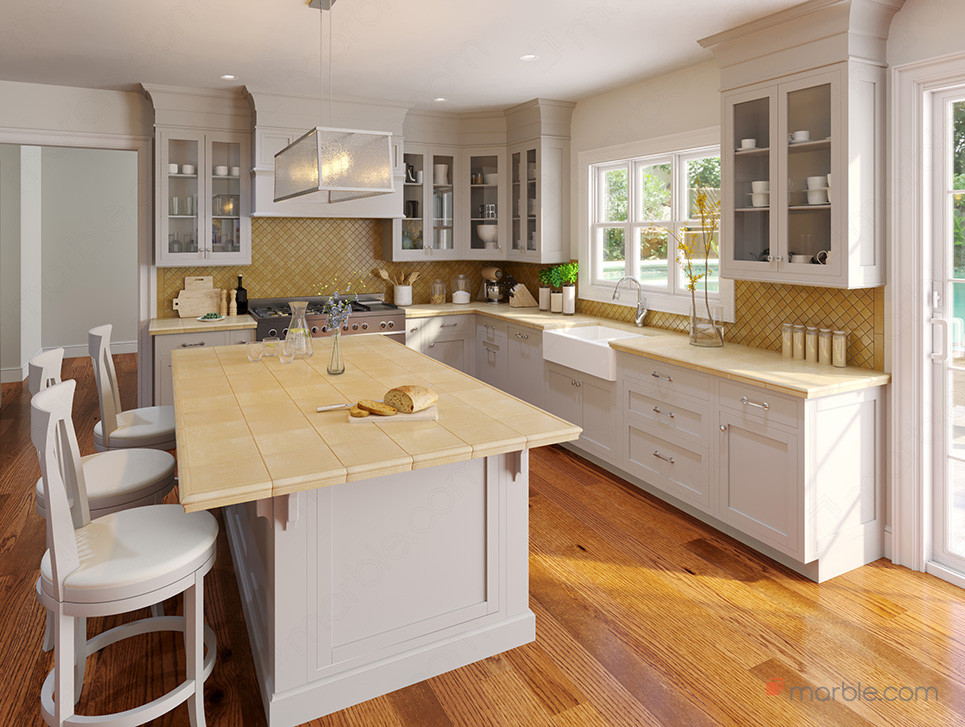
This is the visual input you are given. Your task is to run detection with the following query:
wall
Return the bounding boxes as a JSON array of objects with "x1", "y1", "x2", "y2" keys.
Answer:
[
  {"x1": 20, "y1": 146, "x2": 42, "y2": 370},
  {"x1": 0, "y1": 144, "x2": 20, "y2": 377},
  {"x1": 887, "y1": 0, "x2": 965, "y2": 67},
  {"x1": 41, "y1": 147, "x2": 138, "y2": 354}
]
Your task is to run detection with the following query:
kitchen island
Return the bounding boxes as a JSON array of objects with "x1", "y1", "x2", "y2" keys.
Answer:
[{"x1": 171, "y1": 335, "x2": 580, "y2": 726}]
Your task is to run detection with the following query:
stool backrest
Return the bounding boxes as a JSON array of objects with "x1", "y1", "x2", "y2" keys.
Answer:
[
  {"x1": 28, "y1": 348, "x2": 65, "y2": 395},
  {"x1": 31, "y1": 380, "x2": 91, "y2": 599},
  {"x1": 88, "y1": 325, "x2": 121, "y2": 445}
]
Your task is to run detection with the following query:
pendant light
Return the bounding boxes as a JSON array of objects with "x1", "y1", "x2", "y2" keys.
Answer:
[{"x1": 273, "y1": 0, "x2": 393, "y2": 203}]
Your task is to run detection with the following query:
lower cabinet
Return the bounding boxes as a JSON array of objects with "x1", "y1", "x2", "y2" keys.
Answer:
[
  {"x1": 406, "y1": 315, "x2": 474, "y2": 375},
  {"x1": 544, "y1": 362, "x2": 616, "y2": 462},
  {"x1": 505, "y1": 324, "x2": 543, "y2": 407},
  {"x1": 476, "y1": 321, "x2": 508, "y2": 390},
  {"x1": 153, "y1": 327, "x2": 254, "y2": 406}
]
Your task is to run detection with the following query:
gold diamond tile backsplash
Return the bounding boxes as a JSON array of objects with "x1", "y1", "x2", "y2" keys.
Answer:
[{"x1": 156, "y1": 219, "x2": 883, "y2": 370}]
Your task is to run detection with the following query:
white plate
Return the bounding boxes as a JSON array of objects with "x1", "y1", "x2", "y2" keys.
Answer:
[{"x1": 196, "y1": 315, "x2": 225, "y2": 322}]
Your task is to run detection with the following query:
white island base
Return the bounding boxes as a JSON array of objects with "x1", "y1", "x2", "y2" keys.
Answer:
[{"x1": 224, "y1": 450, "x2": 534, "y2": 726}]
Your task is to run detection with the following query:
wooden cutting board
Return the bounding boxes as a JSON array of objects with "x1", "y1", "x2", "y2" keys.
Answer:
[
  {"x1": 173, "y1": 289, "x2": 221, "y2": 318},
  {"x1": 184, "y1": 276, "x2": 214, "y2": 290},
  {"x1": 348, "y1": 405, "x2": 439, "y2": 424}
]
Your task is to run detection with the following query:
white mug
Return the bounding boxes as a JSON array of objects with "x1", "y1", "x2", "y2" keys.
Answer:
[
  {"x1": 181, "y1": 164, "x2": 195, "y2": 175},
  {"x1": 433, "y1": 164, "x2": 449, "y2": 185},
  {"x1": 806, "y1": 175, "x2": 827, "y2": 190},
  {"x1": 788, "y1": 130, "x2": 810, "y2": 143},
  {"x1": 751, "y1": 180, "x2": 769, "y2": 194},
  {"x1": 168, "y1": 163, "x2": 179, "y2": 174},
  {"x1": 790, "y1": 254, "x2": 811, "y2": 263},
  {"x1": 230, "y1": 166, "x2": 241, "y2": 176},
  {"x1": 214, "y1": 165, "x2": 229, "y2": 176},
  {"x1": 815, "y1": 250, "x2": 830, "y2": 265},
  {"x1": 740, "y1": 138, "x2": 757, "y2": 149}
]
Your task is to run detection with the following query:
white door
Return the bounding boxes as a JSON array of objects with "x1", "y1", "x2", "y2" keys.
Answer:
[{"x1": 932, "y1": 89, "x2": 965, "y2": 576}]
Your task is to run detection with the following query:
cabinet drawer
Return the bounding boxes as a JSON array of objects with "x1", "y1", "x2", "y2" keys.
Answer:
[
  {"x1": 717, "y1": 380, "x2": 800, "y2": 431},
  {"x1": 478, "y1": 320, "x2": 505, "y2": 344},
  {"x1": 624, "y1": 382, "x2": 709, "y2": 450},
  {"x1": 625, "y1": 423, "x2": 710, "y2": 510},
  {"x1": 409, "y1": 315, "x2": 473, "y2": 339},
  {"x1": 154, "y1": 330, "x2": 230, "y2": 358},
  {"x1": 621, "y1": 356, "x2": 711, "y2": 402}
]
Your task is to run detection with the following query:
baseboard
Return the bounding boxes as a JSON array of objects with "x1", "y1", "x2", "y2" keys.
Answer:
[
  {"x1": 0, "y1": 365, "x2": 27, "y2": 384},
  {"x1": 60, "y1": 340, "x2": 137, "y2": 359}
]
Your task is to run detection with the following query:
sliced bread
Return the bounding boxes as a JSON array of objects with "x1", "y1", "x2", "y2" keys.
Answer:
[
  {"x1": 357, "y1": 399, "x2": 397, "y2": 416},
  {"x1": 384, "y1": 385, "x2": 438, "y2": 414}
]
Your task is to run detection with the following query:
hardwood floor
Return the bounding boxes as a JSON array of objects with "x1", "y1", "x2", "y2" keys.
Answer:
[{"x1": 2, "y1": 359, "x2": 964, "y2": 725}]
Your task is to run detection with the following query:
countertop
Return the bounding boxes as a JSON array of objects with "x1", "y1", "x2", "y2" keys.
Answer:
[
  {"x1": 172, "y1": 335, "x2": 581, "y2": 512},
  {"x1": 149, "y1": 315, "x2": 257, "y2": 335},
  {"x1": 402, "y1": 303, "x2": 890, "y2": 399}
]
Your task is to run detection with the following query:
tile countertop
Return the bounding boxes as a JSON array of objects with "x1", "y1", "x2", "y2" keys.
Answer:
[
  {"x1": 402, "y1": 303, "x2": 890, "y2": 399},
  {"x1": 149, "y1": 315, "x2": 257, "y2": 336},
  {"x1": 172, "y1": 334, "x2": 581, "y2": 512}
]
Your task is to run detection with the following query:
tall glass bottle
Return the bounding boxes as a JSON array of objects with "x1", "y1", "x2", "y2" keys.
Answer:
[
  {"x1": 284, "y1": 301, "x2": 313, "y2": 359},
  {"x1": 236, "y1": 275, "x2": 248, "y2": 314}
]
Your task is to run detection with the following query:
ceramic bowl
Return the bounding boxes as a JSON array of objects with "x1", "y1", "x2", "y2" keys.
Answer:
[
  {"x1": 806, "y1": 189, "x2": 829, "y2": 205},
  {"x1": 477, "y1": 224, "x2": 498, "y2": 243}
]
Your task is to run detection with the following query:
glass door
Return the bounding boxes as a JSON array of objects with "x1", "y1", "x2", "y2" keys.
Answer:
[
  {"x1": 730, "y1": 95, "x2": 772, "y2": 267},
  {"x1": 468, "y1": 153, "x2": 500, "y2": 255},
  {"x1": 525, "y1": 147, "x2": 538, "y2": 253},
  {"x1": 933, "y1": 90, "x2": 965, "y2": 575},
  {"x1": 402, "y1": 151, "x2": 426, "y2": 255},
  {"x1": 165, "y1": 134, "x2": 201, "y2": 260},
  {"x1": 430, "y1": 153, "x2": 455, "y2": 254},
  {"x1": 511, "y1": 149, "x2": 523, "y2": 254},
  {"x1": 208, "y1": 138, "x2": 242, "y2": 261}
]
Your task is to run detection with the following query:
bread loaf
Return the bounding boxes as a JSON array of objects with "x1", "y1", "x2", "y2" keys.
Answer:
[
  {"x1": 384, "y1": 385, "x2": 438, "y2": 414},
  {"x1": 357, "y1": 399, "x2": 397, "y2": 416}
]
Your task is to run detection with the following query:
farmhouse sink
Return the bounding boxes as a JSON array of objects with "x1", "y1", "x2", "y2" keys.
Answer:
[{"x1": 542, "y1": 325, "x2": 655, "y2": 381}]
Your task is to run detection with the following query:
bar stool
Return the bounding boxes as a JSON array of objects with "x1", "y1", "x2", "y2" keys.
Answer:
[
  {"x1": 88, "y1": 325, "x2": 176, "y2": 451},
  {"x1": 32, "y1": 379, "x2": 218, "y2": 727},
  {"x1": 29, "y1": 348, "x2": 176, "y2": 652}
]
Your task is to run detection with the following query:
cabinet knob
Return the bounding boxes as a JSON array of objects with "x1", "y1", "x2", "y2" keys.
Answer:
[
  {"x1": 429, "y1": 343, "x2": 435, "y2": 348},
  {"x1": 720, "y1": 424, "x2": 728, "y2": 431}
]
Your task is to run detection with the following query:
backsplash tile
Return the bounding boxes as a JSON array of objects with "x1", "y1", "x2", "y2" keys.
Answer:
[{"x1": 156, "y1": 219, "x2": 883, "y2": 370}]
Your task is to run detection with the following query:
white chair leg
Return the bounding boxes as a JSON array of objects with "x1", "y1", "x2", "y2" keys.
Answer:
[
  {"x1": 54, "y1": 608, "x2": 75, "y2": 726},
  {"x1": 151, "y1": 602, "x2": 165, "y2": 618},
  {"x1": 185, "y1": 572, "x2": 206, "y2": 727},
  {"x1": 73, "y1": 616, "x2": 86, "y2": 705},
  {"x1": 42, "y1": 606, "x2": 54, "y2": 652}
]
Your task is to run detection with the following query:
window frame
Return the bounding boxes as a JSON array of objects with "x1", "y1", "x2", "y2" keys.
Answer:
[{"x1": 577, "y1": 127, "x2": 734, "y2": 320}]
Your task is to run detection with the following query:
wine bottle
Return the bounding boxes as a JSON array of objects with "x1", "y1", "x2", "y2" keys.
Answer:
[{"x1": 236, "y1": 275, "x2": 248, "y2": 315}]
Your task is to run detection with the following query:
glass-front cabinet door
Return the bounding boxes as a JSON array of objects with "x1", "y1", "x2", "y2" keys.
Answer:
[
  {"x1": 507, "y1": 143, "x2": 539, "y2": 261},
  {"x1": 464, "y1": 148, "x2": 506, "y2": 260},
  {"x1": 206, "y1": 134, "x2": 250, "y2": 265},
  {"x1": 400, "y1": 151, "x2": 426, "y2": 259},
  {"x1": 160, "y1": 131, "x2": 202, "y2": 262},
  {"x1": 428, "y1": 152, "x2": 460, "y2": 258}
]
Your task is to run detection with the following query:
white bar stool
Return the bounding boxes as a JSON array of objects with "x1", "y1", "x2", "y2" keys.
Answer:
[
  {"x1": 29, "y1": 348, "x2": 177, "y2": 652},
  {"x1": 88, "y1": 325, "x2": 176, "y2": 451},
  {"x1": 32, "y1": 379, "x2": 218, "y2": 727}
]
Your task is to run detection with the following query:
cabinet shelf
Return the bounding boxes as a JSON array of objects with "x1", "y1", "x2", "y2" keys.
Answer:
[
  {"x1": 735, "y1": 207, "x2": 770, "y2": 212},
  {"x1": 470, "y1": 184, "x2": 497, "y2": 188},
  {"x1": 788, "y1": 138, "x2": 831, "y2": 151},
  {"x1": 788, "y1": 204, "x2": 831, "y2": 210},
  {"x1": 734, "y1": 147, "x2": 770, "y2": 156},
  {"x1": 471, "y1": 218, "x2": 499, "y2": 222},
  {"x1": 169, "y1": 214, "x2": 197, "y2": 219},
  {"x1": 169, "y1": 173, "x2": 198, "y2": 179},
  {"x1": 212, "y1": 215, "x2": 240, "y2": 219},
  {"x1": 404, "y1": 182, "x2": 423, "y2": 187},
  {"x1": 212, "y1": 175, "x2": 240, "y2": 180},
  {"x1": 404, "y1": 217, "x2": 423, "y2": 221}
]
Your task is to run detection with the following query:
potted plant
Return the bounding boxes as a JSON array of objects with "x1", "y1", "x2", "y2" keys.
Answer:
[
  {"x1": 548, "y1": 265, "x2": 564, "y2": 313},
  {"x1": 557, "y1": 261, "x2": 578, "y2": 315},
  {"x1": 537, "y1": 268, "x2": 553, "y2": 311}
]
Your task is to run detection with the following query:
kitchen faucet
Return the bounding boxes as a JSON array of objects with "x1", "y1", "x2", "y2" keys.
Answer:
[{"x1": 612, "y1": 276, "x2": 648, "y2": 327}]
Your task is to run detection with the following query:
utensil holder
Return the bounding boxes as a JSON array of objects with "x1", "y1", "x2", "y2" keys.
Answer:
[{"x1": 394, "y1": 285, "x2": 412, "y2": 306}]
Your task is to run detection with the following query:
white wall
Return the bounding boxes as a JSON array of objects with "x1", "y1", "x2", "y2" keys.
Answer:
[
  {"x1": 0, "y1": 144, "x2": 21, "y2": 378},
  {"x1": 41, "y1": 147, "x2": 138, "y2": 355},
  {"x1": 888, "y1": 0, "x2": 965, "y2": 67},
  {"x1": 20, "y1": 146, "x2": 42, "y2": 371},
  {"x1": 567, "y1": 60, "x2": 722, "y2": 256}
]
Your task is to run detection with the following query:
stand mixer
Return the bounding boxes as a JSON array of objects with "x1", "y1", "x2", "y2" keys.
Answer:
[{"x1": 480, "y1": 266, "x2": 505, "y2": 303}]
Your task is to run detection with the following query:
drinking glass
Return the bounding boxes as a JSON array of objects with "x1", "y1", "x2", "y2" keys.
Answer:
[
  {"x1": 262, "y1": 336, "x2": 280, "y2": 357},
  {"x1": 246, "y1": 341, "x2": 263, "y2": 362},
  {"x1": 279, "y1": 338, "x2": 297, "y2": 364}
]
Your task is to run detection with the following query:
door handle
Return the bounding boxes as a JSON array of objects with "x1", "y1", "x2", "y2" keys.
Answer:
[
  {"x1": 441, "y1": 322, "x2": 458, "y2": 328},
  {"x1": 181, "y1": 341, "x2": 206, "y2": 348},
  {"x1": 740, "y1": 396, "x2": 769, "y2": 411},
  {"x1": 651, "y1": 371, "x2": 673, "y2": 382},
  {"x1": 930, "y1": 317, "x2": 949, "y2": 362}
]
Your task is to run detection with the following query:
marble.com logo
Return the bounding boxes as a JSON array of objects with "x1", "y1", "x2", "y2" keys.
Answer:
[{"x1": 766, "y1": 678, "x2": 938, "y2": 703}]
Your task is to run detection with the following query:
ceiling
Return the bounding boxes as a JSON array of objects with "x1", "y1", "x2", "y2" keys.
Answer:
[{"x1": 1, "y1": 0, "x2": 807, "y2": 112}]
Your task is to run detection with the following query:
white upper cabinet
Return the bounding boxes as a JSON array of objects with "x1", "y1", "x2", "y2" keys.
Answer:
[{"x1": 701, "y1": 0, "x2": 902, "y2": 289}]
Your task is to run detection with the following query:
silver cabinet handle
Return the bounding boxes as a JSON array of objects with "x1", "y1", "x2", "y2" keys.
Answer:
[
  {"x1": 409, "y1": 326, "x2": 420, "y2": 333},
  {"x1": 652, "y1": 406, "x2": 674, "y2": 418},
  {"x1": 740, "y1": 396, "x2": 769, "y2": 411},
  {"x1": 515, "y1": 331, "x2": 529, "y2": 340},
  {"x1": 652, "y1": 450, "x2": 675, "y2": 464},
  {"x1": 570, "y1": 380, "x2": 581, "y2": 387},
  {"x1": 651, "y1": 371, "x2": 673, "y2": 382},
  {"x1": 181, "y1": 341, "x2": 206, "y2": 348},
  {"x1": 766, "y1": 255, "x2": 784, "y2": 263},
  {"x1": 441, "y1": 322, "x2": 458, "y2": 328}
]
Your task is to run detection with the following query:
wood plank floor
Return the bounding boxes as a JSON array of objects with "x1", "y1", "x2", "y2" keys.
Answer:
[{"x1": 2, "y1": 358, "x2": 964, "y2": 725}]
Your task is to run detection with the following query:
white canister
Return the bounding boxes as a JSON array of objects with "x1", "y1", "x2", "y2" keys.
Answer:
[
  {"x1": 550, "y1": 292, "x2": 563, "y2": 313},
  {"x1": 433, "y1": 164, "x2": 449, "y2": 185},
  {"x1": 394, "y1": 285, "x2": 412, "y2": 306},
  {"x1": 538, "y1": 287, "x2": 551, "y2": 311},
  {"x1": 818, "y1": 329, "x2": 832, "y2": 365},
  {"x1": 792, "y1": 324, "x2": 805, "y2": 360},
  {"x1": 562, "y1": 286, "x2": 576, "y2": 315}
]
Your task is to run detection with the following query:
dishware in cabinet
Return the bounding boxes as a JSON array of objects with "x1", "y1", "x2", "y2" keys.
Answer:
[
  {"x1": 507, "y1": 139, "x2": 568, "y2": 264},
  {"x1": 156, "y1": 128, "x2": 251, "y2": 267},
  {"x1": 462, "y1": 147, "x2": 508, "y2": 260}
]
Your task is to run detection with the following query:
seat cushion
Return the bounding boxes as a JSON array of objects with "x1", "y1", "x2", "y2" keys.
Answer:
[
  {"x1": 36, "y1": 449, "x2": 176, "y2": 512},
  {"x1": 41, "y1": 505, "x2": 218, "y2": 604},
  {"x1": 93, "y1": 405, "x2": 176, "y2": 449}
]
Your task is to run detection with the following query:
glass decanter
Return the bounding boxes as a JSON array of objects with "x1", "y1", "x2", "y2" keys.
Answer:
[{"x1": 284, "y1": 301, "x2": 314, "y2": 359}]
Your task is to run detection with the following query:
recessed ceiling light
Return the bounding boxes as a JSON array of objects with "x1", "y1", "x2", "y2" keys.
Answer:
[
  {"x1": 520, "y1": 54, "x2": 539, "y2": 62},
  {"x1": 434, "y1": 97, "x2": 447, "y2": 103},
  {"x1": 220, "y1": 74, "x2": 237, "y2": 81}
]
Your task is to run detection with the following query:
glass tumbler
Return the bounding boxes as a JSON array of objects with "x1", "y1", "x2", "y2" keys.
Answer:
[{"x1": 246, "y1": 341, "x2": 263, "y2": 362}]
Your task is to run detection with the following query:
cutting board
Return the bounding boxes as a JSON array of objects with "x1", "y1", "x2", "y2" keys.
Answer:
[
  {"x1": 173, "y1": 289, "x2": 221, "y2": 317},
  {"x1": 348, "y1": 405, "x2": 439, "y2": 424},
  {"x1": 184, "y1": 276, "x2": 214, "y2": 290}
]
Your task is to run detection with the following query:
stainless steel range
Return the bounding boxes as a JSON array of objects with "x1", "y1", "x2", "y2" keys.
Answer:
[{"x1": 248, "y1": 295, "x2": 406, "y2": 343}]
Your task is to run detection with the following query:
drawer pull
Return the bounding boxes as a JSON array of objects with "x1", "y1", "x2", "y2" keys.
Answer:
[
  {"x1": 409, "y1": 326, "x2": 420, "y2": 333},
  {"x1": 720, "y1": 424, "x2": 728, "y2": 431},
  {"x1": 428, "y1": 343, "x2": 435, "y2": 348},
  {"x1": 514, "y1": 332, "x2": 529, "y2": 340},
  {"x1": 181, "y1": 341, "x2": 206, "y2": 348},
  {"x1": 441, "y1": 322, "x2": 458, "y2": 328},
  {"x1": 652, "y1": 450, "x2": 675, "y2": 464},
  {"x1": 651, "y1": 371, "x2": 673, "y2": 382},
  {"x1": 570, "y1": 380, "x2": 581, "y2": 387},
  {"x1": 652, "y1": 406, "x2": 675, "y2": 418},
  {"x1": 740, "y1": 396, "x2": 769, "y2": 411}
]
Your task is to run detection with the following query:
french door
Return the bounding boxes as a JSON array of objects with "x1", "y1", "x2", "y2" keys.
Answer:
[{"x1": 932, "y1": 88, "x2": 965, "y2": 577}]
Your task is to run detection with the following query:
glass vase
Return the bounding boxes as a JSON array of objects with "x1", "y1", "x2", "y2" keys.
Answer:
[
  {"x1": 689, "y1": 296, "x2": 724, "y2": 347},
  {"x1": 327, "y1": 330, "x2": 345, "y2": 375}
]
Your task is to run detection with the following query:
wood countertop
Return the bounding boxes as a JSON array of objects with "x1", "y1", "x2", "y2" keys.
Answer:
[
  {"x1": 172, "y1": 334, "x2": 581, "y2": 512},
  {"x1": 150, "y1": 315, "x2": 257, "y2": 335},
  {"x1": 402, "y1": 303, "x2": 890, "y2": 399}
]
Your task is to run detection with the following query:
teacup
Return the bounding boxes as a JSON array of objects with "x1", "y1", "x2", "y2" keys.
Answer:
[
  {"x1": 740, "y1": 138, "x2": 757, "y2": 149},
  {"x1": 788, "y1": 130, "x2": 810, "y2": 143},
  {"x1": 751, "y1": 180, "x2": 769, "y2": 194},
  {"x1": 815, "y1": 250, "x2": 830, "y2": 265},
  {"x1": 806, "y1": 175, "x2": 827, "y2": 190}
]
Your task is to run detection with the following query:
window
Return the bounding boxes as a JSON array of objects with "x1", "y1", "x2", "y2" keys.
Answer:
[{"x1": 579, "y1": 130, "x2": 733, "y2": 319}]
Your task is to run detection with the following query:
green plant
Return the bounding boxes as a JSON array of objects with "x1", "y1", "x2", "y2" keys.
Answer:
[
  {"x1": 547, "y1": 266, "x2": 564, "y2": 290},
  {"x1": 538, "y1": 267, "x2": 553, "y2": 288},
  {"x1": 557, "y1": 262, "x2": 579, "y2": 286}
]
